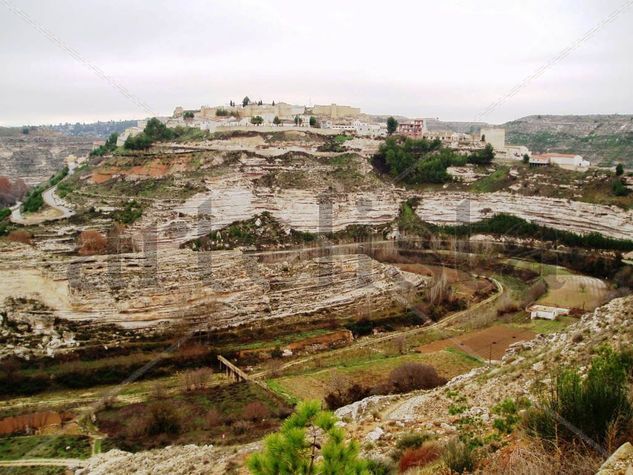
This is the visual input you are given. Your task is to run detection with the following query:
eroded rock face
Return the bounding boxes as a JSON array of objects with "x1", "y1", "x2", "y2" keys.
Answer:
[
  {"x1": 413, "y1": 191, "x2": 633, "y2": 240},
  {"x1": 1, "y1": 243, "x2": 426, "y2": 331},
  {"x1": 0, "y1": 133, "x2": 94, "y2": 185}
]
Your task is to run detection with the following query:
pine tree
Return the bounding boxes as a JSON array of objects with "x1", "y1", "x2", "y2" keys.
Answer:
[{"x1": 247, "y1": 401, "x2": 370, "y2": 475}]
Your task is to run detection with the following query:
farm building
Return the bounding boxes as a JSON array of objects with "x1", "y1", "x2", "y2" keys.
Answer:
[{"x1": 527, "y1": 305, "x2": 570, "y2": 320}]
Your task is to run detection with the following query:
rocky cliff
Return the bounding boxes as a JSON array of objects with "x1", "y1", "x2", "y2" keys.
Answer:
[{"x1": 0, "y1": 131, "x2": 95, "y2": 185}]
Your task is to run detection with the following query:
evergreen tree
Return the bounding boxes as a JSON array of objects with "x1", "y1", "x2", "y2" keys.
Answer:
[
  {"x1": 247, "y1": 400, "x2": 370, "y2": 475},
  {"x1": 616, "y1": 163, "x2": 624, "y2": 176},
  {"x1": 386, "y1": 117, "x2": 398, "y2": 135},
  {"x1": 243, "y1": 96, "x2": 251, "y2": 107}
]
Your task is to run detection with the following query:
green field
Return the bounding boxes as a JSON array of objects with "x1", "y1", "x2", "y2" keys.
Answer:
[{"x1": 0, "y1": 435, "x2": 91, "y2": 460}]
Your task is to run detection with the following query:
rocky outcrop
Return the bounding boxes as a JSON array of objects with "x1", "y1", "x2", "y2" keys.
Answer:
[
  {"x1": 414, "y1": 191, "x2": 633, "y2": 240},
  {"x1": 597, "y1": 442, "x2": 633, "y2": 475},
  {"x1": 0, "y1": 132, "x2": 94, "y2": 185},
  {"x1": 76, "y1": 444, "x2": 232, "y2": 475},
  {"x1": 340, "y1": 295, "x2": 633, "y2": 448},
  {"x1": 0, "y1": 240, "x2": 427, "y2": 331}
]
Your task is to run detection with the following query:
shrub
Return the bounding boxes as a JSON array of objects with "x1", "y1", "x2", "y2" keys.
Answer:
[
  {"x1": 399, "y1": 443, "x2": 441, "y2": 472},
  {"x1": 612, "y1": 178, "x2": 629, "y2": 196},
  {"x1": 247, "y1": 400, "x2": 369, "y2": 474},
  {"x1": 270, "y1": 346, "x2": 283, "y2": 359},
  {"x1": 468, "y1": 144, "x2": 495, "y2": 165},
  {"x1": 7, "y1": 229, "x2": 32, "y2": 245},
  {"x1": 395, "y1": 432, "x2": 434, "y2": 452},
  {"x1": 442, "y1": 438, "x2": 476, "y2": 474},
  {"x1": 181, "y1": 367, "x2": 213, "y2": 391},
  {"x1": 325, "y1": 383, "x2": 371, "y2": 410},
  {"x1": 242, "y1": 401, "x2": 270, "y2": 421},
  {"x1": 78, "y1": 230, "x2": 107, "y2": 255},
  {"x1": 345, "y1": 317, "x2": 374, "y2": 337},
  {"x1": 146, "y1": 400, "x2": 181, "y2": 435},
  {"x1": 232, "y1": 420, "x2": 251, "y2": 435},
  {"x1": 114, "y1": 200, "x2": 143, "y2": 224},
  {"x1": 389, "y1": 363, "x2": 446, "y2": 393},
  {"x1": 205, "y1": 409, "x2": 222, "y2": 428},
  {"x1": 21, "y1": 189, "x2": 44, "y2": 213},
  {"x1": 492, "y1": 397, "x2": 530, "y2": 434},
  {"x1": 524, "y1": 346, "x2": 633, "y2": 445},
  {"x1": 366, "y1": 458, "x2": 395, "y2": 475}
]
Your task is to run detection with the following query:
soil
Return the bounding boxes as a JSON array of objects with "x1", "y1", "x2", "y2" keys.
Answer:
[{"x1": 417, "y1": 324, "x2": 536, "y2": 360}]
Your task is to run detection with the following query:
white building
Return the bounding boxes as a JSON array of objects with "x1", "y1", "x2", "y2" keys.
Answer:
[
  {"x1": 527, "y1": 305, "x2": 570, "y2": 320},
  {"x1": 480, "y1": 128, "x2": 506, "y2": 151},
  {"x1": 528, "y1": 153, "x2": 590, "y2": 170}
]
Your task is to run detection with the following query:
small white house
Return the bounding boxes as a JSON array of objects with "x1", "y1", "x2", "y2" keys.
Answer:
[{"x1": 527, "y1": 305, "x2": 570, "y2": 320}]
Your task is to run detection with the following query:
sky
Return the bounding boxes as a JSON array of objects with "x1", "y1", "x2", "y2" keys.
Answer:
[{"x1": 1, "y1": 0, "x2": 632, "y2": 126}]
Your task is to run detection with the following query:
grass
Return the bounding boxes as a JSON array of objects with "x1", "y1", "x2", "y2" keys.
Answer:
[
  {"x1": 232, "y1": 328, "x2": 332, "y2": 351},
  {"x1": 470, "y1": 166, "x2": 510, "y2": 192},
  {"x1": 0, "y1": 468, "x2": 66, "y2": 475},
  {"x1": 512, "y1": 315, "x2": 578, "y2": 334},
  {"x1": 96, "y1": 381, "x2": 290, "y2": 451},
  {"x1": 0, "y1": 435, "x2": 91, "y2": 460},
  {"x1": 505, "y1": 258, "x2": 573, "y2": 277},
  {"x1": 269, "y1": 349, "x2": 481, "y2": 401},
  {"x1": 537, "y1": 274, "x2": 608, "y2": 310}
]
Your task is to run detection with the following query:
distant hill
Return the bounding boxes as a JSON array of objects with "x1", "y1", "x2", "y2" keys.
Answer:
[
  {"x1": 503, "y1": 115, "x2": 633, "y2": 167},
  {"x1": 40, "y1": 120, "x2": 138, "y2": 139}
]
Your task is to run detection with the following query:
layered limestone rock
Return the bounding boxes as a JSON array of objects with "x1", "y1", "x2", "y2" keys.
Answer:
[
  {"x1": 414, "y1": 191, "x2": 633, "y2": 240},
  {"x1": 135, "y1": 177, "x2": 402, "y2": 249},
  {"x1": 0, "y1": 132, "x2": 94, "y2": 185},
  {"x1": 1, "y1": 241, "x2": 427, "y2": 330}
]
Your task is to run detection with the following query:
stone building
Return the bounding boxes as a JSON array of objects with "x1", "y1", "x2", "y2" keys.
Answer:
[
  {"x1": 397, "y1": 119, "x2": 427, "y2": 137},
  {"x1": 308, "y1": 103, "x2": 361, "y2": 119}
]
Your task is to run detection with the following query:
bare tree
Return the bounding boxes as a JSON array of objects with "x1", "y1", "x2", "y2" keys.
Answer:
[{"x1": 182, "y1": 367, "x2": 214, "y2": 392}]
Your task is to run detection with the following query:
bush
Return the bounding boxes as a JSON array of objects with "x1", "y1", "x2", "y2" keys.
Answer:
[
  {"x1": 325, "y1": 383, "x2": 371, "y2": 410},
  {"x1": 468, "y1": 144, "x2": 495, "y2": 165},
  {"x1": 146, "y1": 400, "x2": 181, "y2": 435},
  {"x1": 612, "y1": 178, "x2": 629, "y2": 196},
  {"x1": 345, "y1": 317, "x2": 374, "y2": 337},
  {"x1": 442, "y1": 438, "x2": 476, "y2": 474},
  {"x1": 124, "y1": 132, "x2": 153, "y2": 150},
  {"x1": 524, "y1": 346, "x2": 633, "y2": 445},
  {"x1": 114, "y1": 200, "x2": 143, "y2": 224},
  {"x1": 242, "y1": 401, "x2": 270, "y2": 421},
  {"x1": 78, "y1": 230, "x2": 107, "y2": 255},
  {"x1": 366, "y1": 458, "x2": 395, "y2": 475},
  {"x1": 232, "y1": 420, "x2": 251, "y2": 435},
  {"x1": 395, "y1": 432, "x2": 434, "y2": 452},
  {"x1": 205, "y1": 409, "x2": 222, "y2": 428},
  {"x1": 389, "y1": 363, "x2": 446, "y2": 393},
  {"x1": 21, "y1": 189, "x2": 44, "y2": 213},
  {"x1": 399, "y1": 443, "x2": 441, "y2": 472},
  {"x1": 372, "y1": 137, "x2": 464, "y2": 185},
  {"x1": 181, "y1": 367, "x2": 213, "y2": 392},
  {"x1": 7, "y1": 229, "x2": 32, "y2": 245}
]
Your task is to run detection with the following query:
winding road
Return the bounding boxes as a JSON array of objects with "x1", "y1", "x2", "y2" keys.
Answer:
[{"x1": 10, "y1": 184, "x2": 75, "y2": 226}]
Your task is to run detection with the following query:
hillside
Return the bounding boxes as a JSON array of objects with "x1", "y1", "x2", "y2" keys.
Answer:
[
  {"x1": 0, "y1": 130, "x2": 95, "y2": 185},
  {"x1": 504, "y1": 115, "x2": 633, "y2": 167}
]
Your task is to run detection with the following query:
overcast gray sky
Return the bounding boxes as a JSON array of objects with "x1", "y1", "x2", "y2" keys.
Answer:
[{"x1": 1, "y1": 0, "x2": 632, "y2": 126}]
